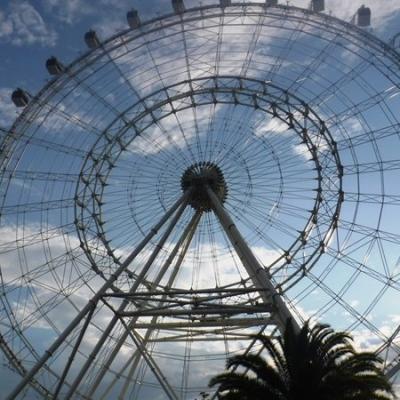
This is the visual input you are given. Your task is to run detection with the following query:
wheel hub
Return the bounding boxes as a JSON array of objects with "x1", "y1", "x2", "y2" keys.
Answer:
[{"x1": 181, "y1": 162, "x2": 228, "y2": 211}]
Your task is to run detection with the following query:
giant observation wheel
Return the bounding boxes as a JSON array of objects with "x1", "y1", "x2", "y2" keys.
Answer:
[{"x1": 1, "y1": 1, "x2": 400, "y2": 399}]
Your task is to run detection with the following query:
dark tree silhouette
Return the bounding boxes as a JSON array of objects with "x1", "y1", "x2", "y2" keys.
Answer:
[{"x1": 209, "y1": 320, "x2": 394, "y2": 400}]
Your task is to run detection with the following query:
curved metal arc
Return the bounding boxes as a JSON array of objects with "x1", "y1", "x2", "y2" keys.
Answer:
[
  {"x1": 0, "y1": 333, "x2": 53, "y2": 399},
  {"x1": 76, "y1": 75, "x2": 342, "y2": 292},
  {"x1": 82, "y1": 75, "x2": 334, "y2": 134},
  {"x1": 3, "y1": 2, "x2": 396, "y2": 198},
  {"x1": 63, "y1": 3, "x2": 400, "y2": 81},
  {"x1": 1, "y1": 0, "x2": 398, "y2": 396}
]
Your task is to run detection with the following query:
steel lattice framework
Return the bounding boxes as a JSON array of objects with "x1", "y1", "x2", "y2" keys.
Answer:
[{"x1": 1, "y1": 2, "x2": 400, "y2": 399}]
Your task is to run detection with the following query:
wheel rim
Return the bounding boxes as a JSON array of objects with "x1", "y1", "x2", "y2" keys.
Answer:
[{"x1": 1, "y1": 3, "x2": 400, "y2": 398}]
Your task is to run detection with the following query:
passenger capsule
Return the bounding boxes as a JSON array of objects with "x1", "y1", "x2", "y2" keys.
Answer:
[
  {"x1": 11, "y1": 88, "x2": 29, "y2": 108},
  {"x1": 220, "y1": 0, "x2": 231, "y2": 7},
  {"x1": 357, "y1": 5, "x2": 371, "y2": 27},
  {"x1": 127, "y1": 9, "x2": 141, "y2": 29},
  {"x1": 172, "y1": 0, "x2": 185, "y2": 14},
  {"x1": 84, "y1": 30, "x2": 100, "y2": 49},
  {"x1": 312, "y1": 0, "x2": 324, "y2": 12},
  {"x1": 46, "y1": 57, "x2": 63, "y2": 75}
]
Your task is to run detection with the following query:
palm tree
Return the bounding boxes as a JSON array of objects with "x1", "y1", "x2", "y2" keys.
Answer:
[{"x1": 209, "y1": 320, "x2": 394, "y2": 400}]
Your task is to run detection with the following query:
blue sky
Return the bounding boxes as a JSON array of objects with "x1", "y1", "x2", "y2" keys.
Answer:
[
  {"x1": 1, "y1": 0, "x2": 400, "y2": 399},
  {"x1": 0, "y1": 0, "x2": 400, "y2": 108}
]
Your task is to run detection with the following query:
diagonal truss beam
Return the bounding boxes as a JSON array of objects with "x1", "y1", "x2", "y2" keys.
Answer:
[
  {"x1": 119, "y1": 320, "x2": 179, "y2": 400},
  {"x1": 205, "y1": 185, "x2": 300, "y2": 334},
  {"x1": 63, "y1": 197, "x2": 190, "y2": 399},
  {"x1": 88, "y1": 210, "x2": 202, "y2": 398},
  {"x1": 116, "y1": 210, "x2": 202, "y2": 400}
]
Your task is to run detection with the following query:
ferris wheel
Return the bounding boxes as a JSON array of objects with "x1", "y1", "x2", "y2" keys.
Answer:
[{"x1": 1, "y1": 1, "x2": 400, "y2": 398}]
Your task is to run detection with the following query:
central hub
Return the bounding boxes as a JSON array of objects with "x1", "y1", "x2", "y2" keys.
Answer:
[{"x1": 181, "y1": 162, "x2": 228, "y2": 212}]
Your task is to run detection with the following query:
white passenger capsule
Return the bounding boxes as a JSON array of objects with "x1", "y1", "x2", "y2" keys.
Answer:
[{"x1": 127, "y1": 9, "x2": 141, "y2": 29}]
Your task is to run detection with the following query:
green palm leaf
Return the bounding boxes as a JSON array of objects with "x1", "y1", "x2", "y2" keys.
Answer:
[{"x1": 209, "y1": 320, "x2": 395, "y2": 400}]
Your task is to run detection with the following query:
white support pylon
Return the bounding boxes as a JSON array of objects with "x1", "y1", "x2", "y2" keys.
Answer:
[{"x1": 205, "y1": 185, "x2": 300, "y2": 334}]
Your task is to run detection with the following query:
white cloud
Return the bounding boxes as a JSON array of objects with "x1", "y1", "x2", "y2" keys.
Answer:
[
  {"x1": 0, "y1": 10, "x2": 13, "y2": 37},
  {"x1": 41, "y1": 0, "x2": 94, "y2": 24},
  {"x1": 0, "y1": 1, "x2": 57, "y2": 47},
  {"x1": 0, "y1": 224, "x2": 80, "y2": 285},
  {"x1": 41, "y1": 0, "x2": 139, "y2": 34},
  {"x1": 85, "y1": 0, "x2": 400, "y2": 38},
  {"x1": 255, "y1": 116, "x2": 288, "y2": 136},
  {"x1": 127, "y1": 103, "x2": 213, "y2": 156},
  {"x1": 93, "y1": 18, "x2": 127, "y2": 39},
  {"x1": 0, "y1": 88, "x2": 20, "y2": 128},
  {"x1": 292, "y1": 143, "x2": 312, "y2": 160}
]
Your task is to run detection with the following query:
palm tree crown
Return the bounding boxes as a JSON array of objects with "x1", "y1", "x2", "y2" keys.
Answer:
[{"x1": 209, "y1": 320, "x2": 394, "y2": 400}]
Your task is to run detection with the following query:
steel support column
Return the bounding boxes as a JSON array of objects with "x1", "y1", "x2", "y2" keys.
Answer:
[
  {"x1": 205, "y1": 185, "x2": 299, "y2": 334},
  {"x1": 89, "y1": 211, "x2": 202, "y2": 398},
  {"x1": 64, "y1": 198, "x2": 189, "y2": 399},
  {"x1": 53, "y1": 302, "x2": 97, "y2": 399},
  {"x1": 116, "y1": 211, "x2": 201, "y2": 400}
]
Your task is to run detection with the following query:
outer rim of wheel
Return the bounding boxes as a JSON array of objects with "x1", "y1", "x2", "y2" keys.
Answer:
[{"x1": 1, "y1": 2, "x2": 400, "y2": 396}]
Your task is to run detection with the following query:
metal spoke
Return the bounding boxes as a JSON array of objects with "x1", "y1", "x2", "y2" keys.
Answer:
[{"x1": 2, "y1": 2, "x2": 400, "y2": 397}]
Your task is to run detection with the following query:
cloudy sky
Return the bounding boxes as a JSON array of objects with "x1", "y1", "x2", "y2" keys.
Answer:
[
  {"x1": 1, "y1": 0, "x2": 400, "y2": 399},
  {"x1": 0, "y1": 0, "x2": 400, "y2": 126}
]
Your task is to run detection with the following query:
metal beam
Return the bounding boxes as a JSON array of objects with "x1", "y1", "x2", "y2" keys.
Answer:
[
  {"x1": 89, "y1": 211, "x2": 202, "y2": 398},
  {"x1": 116, "y1": 211, "x2": 201, "y2": 400},
  {"x1": 118, "y1": 304, "x2": 272, "y2": 317},
  {"x1": 145, "y1": 333, "x2": 265, "y2": 342},
  {"x1": 130, "y1": 318, "x2": 272, "y2": 329},
  {"x1": 53, "y1": 303, "x2": 96, "y2": 398},
  {"x1": 140, "y1": 327, "x2": 269, "y2": 343},
  {"x1": 103, "y1": 287, "x2": 268, "y2": 297},
  {"x1": 121, "y1": 320, "x2": 179, "y2": 400},
  {"x1": 64, "y1": 198, "x2": 189, "y2": 399},
  {"x1": 148, "y1": 336, "x2": 254, "y2": 342},
  {"x1": 385, "y1": 358, "x2": 400, "y2": 379},
  {"x1": 205, "y1": 185, "x2": 299, "y2": 334}
]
